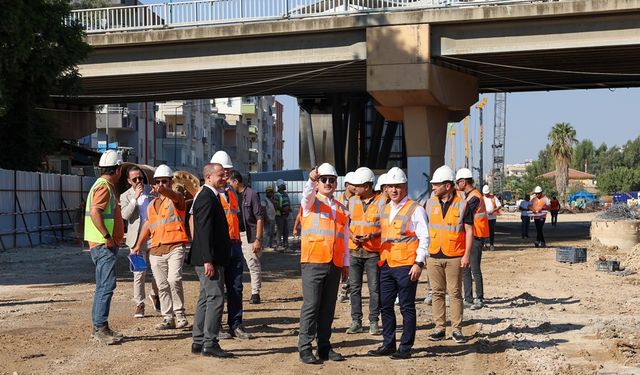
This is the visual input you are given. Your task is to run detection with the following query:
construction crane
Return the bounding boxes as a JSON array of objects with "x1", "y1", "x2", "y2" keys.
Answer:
[
  {"x1": 448, "y1": 123, "x2": 456, "y2": 169},
  {"x1": 492, "y1": 93, "x2": 507, "y2": 197},
  {"x1": 474, "y1": 98, "x2": 488, "y2": 185},
  {"x1": 464, "y1": 116, "x2": 469, "y2": 168}
]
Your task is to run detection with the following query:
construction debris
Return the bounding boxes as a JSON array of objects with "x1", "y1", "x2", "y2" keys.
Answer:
[{"x1": 596, "y1": 204, "x2": 640, "y2": 221}]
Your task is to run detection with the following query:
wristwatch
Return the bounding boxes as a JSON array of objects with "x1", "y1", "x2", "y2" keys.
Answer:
[
  {"x1": 415, "y1": 261, "x2": 425, "y2": 268},
  {"x1": 103, "y1": 233, "x2": 112, "y2": 239}
]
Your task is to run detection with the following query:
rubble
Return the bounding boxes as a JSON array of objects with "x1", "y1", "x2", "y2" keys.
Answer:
[{"x1": 596, "y1": 204, "x2": 640, "y2": 221}]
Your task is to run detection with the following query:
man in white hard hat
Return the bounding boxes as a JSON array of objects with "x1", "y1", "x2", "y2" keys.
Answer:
[
  {"x1": 120, "y1": 165, "x2": 160, "y2": 318},
  {"x1": 84, "y1": 149, "x2": 125, "y2": 344},
  {"x1": 482, "y1": 185, "x2": 501, "y2": 251},
  {"x1": 274, "y1": 178, "x2": 291, "y2": 250},
  {"x1": 530, "y1": 186, "x2": 550, "y2": 248},
  {"x1": 298, "y1": 163, "x2": 350, "y2": 364},
  {"x1": 456, "y1": 169, "x2": 489, "y2": 311},
  {"x1": 424, "y1": 165, "x2": 473, "y2": 344},
  {"x1": 345, "y1": 167, "x2": 383, "y2": 336},
  {"x1": 133, "y1": 164, "x2": 189, "y2": 330},
  {"x1": 368, "y1": 167, "x2": 428, "y2": 359}
]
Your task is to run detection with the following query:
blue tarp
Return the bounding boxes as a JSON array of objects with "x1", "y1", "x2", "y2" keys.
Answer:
[
  {"x1": 613, "y1": 191, "x2": 639, "y2": 204},
  {"x1": 568, "y1": 191, "x2": 597, "y2": 204}
]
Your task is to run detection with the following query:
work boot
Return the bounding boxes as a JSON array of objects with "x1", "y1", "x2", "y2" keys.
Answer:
[
  {"x1": 175, "y1": 313, "x2": 189, "y2": 329},
  {"x1": 424, "y1": 294, "x2": 433, "y2": 305},
  {"x1": 92, "y1": 327, "x2": 119, "y2": 345},
  {"x1": 156, "y1": 317, "x2": 176, "y2": 330},
  {"x1": 134, "y1": 304, "x2": 145, "y2": 318},
  {"x1": 103, "y1": 325, "x2": 124, "y2": 340},
  {"x1": 369, "y1": 321, "x2": 381, "y2": 335},
  {"x1": 346, "y1": 320, "x2": 363, "y2": 334}
]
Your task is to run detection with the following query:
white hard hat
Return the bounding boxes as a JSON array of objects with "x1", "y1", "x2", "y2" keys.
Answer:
[
  {"x1": 534, "y1": 186, "x2": 543, "y2": 193},
  {"x1": 482, "y1": 185, "x2": 490, "y2": 194},
  {"x1": 317, "y1": 163, "x2": 337, "y2": 177},
  {"x1": 430, "y1": 165, "x2": 455, "y2": 183},
  {"x1": 276, "y1": 178, "x2": 285, "y2": 187},
  {"x1": 154, "y1": 164, "x2": 173, "y2": 178},
  {"x1": 455, "y1": 168, "x2": 473, "y2": 181},
  {"x1": 344, "y1": 171, "x2": 355, "y2": 185},
  {"x1": 352, "y1": 167, "x2": 375, "y2": 185},
  {"x1": 374, "y1": 173, "x2": 387, "y2": 191},
  {"x1": 98, "y1": 150, "x2": 123, "y2": 167},
  {"x1": 386, "y1": 167, "x2": 407, "y2": 184},
  {"x1": 210, "y1": 150, "x2": 233, "y2": 169}
]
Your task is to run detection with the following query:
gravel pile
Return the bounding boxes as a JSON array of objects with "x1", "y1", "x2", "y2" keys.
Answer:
[{"x1": 596, "y1": 204, "x2": 640, "y2": 220}]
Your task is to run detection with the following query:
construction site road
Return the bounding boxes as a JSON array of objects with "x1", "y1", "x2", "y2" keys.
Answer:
[{"x1": 1, "y1": 212, "x2": 639, "y2": 374}]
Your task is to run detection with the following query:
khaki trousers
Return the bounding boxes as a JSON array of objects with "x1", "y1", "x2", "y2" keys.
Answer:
[
  {"x1": 240, "y1": 232, "x2": 262, "y2": 295},
  {"x1": 149, "y1": 246, "x2": 186, "y2": 319},
  {"x1": 427, "y1": 257, "x2": 463, "y2": 332}
]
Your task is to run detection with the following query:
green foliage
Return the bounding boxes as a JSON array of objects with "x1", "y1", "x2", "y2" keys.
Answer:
[
  {"x1": 571, "y1": 139, "x2": 595, "y2": 172},
  {"x1": 597, "y1": 167, "x2": 640, "y2": 194},
  {"x1": 70, "y1": 0, "x2": 113, "y2": 9},
  {"x1": 0, "y1": 0, "x2": 90, "y2": 170}
]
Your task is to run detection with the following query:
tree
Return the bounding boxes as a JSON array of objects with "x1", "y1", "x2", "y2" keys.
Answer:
[
  {"x1": 571, "y1": 139, "x2": 595, "y2": 173},
  {"x1": 548, "y1": 122, "x2": 577, "y2": 205},
  {"x1": 0, "y1": 0, "x2": 90, "y2": 170},
  {"x1": 597, "y1": 167, "x2": 640, "y2": 194}
]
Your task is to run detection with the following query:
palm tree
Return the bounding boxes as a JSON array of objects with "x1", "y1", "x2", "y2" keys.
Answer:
[{"x1": 548, "y1": 122, "x2": 577, "y2": 205}]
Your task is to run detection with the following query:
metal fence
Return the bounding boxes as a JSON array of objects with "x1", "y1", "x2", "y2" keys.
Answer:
[
  {"x1": 70, "y1": 0, "x2": 538, "y2": 33},
  {"x1": 0, "y1": 169, "x2": 97, "y2": 250}
]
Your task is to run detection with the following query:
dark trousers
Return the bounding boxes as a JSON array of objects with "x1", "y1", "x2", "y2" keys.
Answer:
[
  {"x1": 348, "y1": 254, "x2": 380, "y2": 323},
  {"x1": 276, "y1": 215, "x2": 289, "y2": 247},
  {"x1": 193, "y1": 265, "x2": 225, "y2": 347},
  {"x1": 463, "y1": 238, "x2": 484, "y2": 303},
  {"x1": 488, "y1": 219, "x2": 496, "y2": 246},
  {"x1": 379, "y1": 264, "x2": 418, "y2": 353},
  {"x1": 224, "y1": 242, "x2": 244, "y2": 330},
  {"x1": 298, "y1": 262, "x2": 341, "y2": 354},
  {"x1": 551, "y1": 210, "x2": 559, "y2": 226},
  {"x1": 521, "y1": 216, "x2": 530, "y2": 238},
  {"x1": 534, "y1": 218, "x2": 546, "y2": 244}
]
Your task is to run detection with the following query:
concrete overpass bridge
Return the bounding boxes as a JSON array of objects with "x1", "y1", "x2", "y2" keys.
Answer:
[{"x1": 67, "y1": 0, "x2": 640, "y2": 196}]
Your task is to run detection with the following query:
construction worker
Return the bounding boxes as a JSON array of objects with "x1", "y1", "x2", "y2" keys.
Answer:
[
  {"x1": 132, "y1": 164, "x2": 189, "y2": 330},
  {"x1": 456, "y1": 169, "x2": 489, "y2": 311},
  {"x1": 482, "y1": 185, "x2": 501, "y2": 251},
  {"x1": 425, "y1": 165, "x2": 473, "y2": 344},
  {"x1": 550, "y1": 196, "x2": 560, "y2": 227},
  {"x1": 346, "y1": 167, "x2": 382, "y2": 336},
  {"x1": 261, "y1": 186, "x2": 277, "y2": 249},
  {"x1": 337, "y1": 171, "x2": 357, "y2": 303},
  {"x1": 531, "y1": 186, "x2": 550, "y2": 248},
  {"x1": 210, "y1": 151, "x2": 252, "y2": 340},
  {"x1": 298, "y1": 163, "x2": 350, "y2": 364},
  {"x1": 84, "y1": 150, "x2": 124, "y2": 345},
  {"x1": 367, "y1": 167, "x2": 428, "y2": 360},
  {"x1": 274, "y1": 178, "x2": 291, "y2": 250}
]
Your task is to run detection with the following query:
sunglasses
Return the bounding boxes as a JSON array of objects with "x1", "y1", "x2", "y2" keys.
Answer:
[
  {"x1": 154, "y1": 179, "x2": 171, "y2": 184},
  {"x1": 131, "y1": 176, "x2": 144, "y2": 182},
  {"x1": 319, "y1": 177, "x2": 336, "y2": 184}
]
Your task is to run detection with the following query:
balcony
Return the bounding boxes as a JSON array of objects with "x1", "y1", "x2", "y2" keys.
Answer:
[{"x1": 241, "y1": 103, "x2": 256, "y2": 115}]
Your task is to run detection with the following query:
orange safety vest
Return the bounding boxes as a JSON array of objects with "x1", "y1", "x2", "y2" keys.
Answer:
[
  {"x1": 147, "y1": 197, "x2": 188, "y2": 248},
  {"x1": 465, "y1": 189, "x2": 490, "y2": 238},
  {"x1": 425, "y1": 194, "x2": 467, "y2": 257},
  {"x1": 379, "y1": 199, "x2": 420, "y2": 268},
  {"x1": 531, "y1": 195, "x2": 548, "y2": 218},
  {"x1": 220, "y1": 188, "x2": 241, "y2": 241},
  {"x1": 300, "y1": 194, "x2": 348, "y2": 267},
  {"x1": 348, "y1": 194, "x2": 383, "y2": 252}
]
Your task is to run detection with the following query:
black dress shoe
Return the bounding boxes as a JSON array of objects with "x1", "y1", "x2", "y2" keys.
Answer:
[
  {"x1": 390, "y1": 350, "x2": 411, "y2": 360},
  {"x1": 299, "y1": 349, "x2": 319, "y2": 364},
  {"x1": 191, "y1": 343, "x2": 203, "y2": 354},
  {"x1": 250, "y1": 293, "x2": 261, "y2": 304},
  {"x1": 203, "y1": 344, "x2": 233, "y2": 358},
  {"x1": 367, "y1": 345, "x2": 396, "y2": 356},
  {"x1": 318, "y1": 349, "x2": 345, "y2": 362}
]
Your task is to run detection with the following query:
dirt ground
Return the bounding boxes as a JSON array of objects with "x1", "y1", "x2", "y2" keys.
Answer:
[{"x1": 1, "y1": 212, "x2": 640, "y2": 375}]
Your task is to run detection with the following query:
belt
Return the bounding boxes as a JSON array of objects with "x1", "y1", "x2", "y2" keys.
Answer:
[{"x1": 231, "y1": 240, "x2": 242, "y2": 245}]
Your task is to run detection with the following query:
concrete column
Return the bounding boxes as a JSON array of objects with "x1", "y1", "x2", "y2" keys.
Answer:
[{"x1": 403, "y1": 106, "x2": 448, "y2": 200}]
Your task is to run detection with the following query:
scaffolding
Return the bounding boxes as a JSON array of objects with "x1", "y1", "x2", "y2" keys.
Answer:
[{"x1": 491, "y1": 93, "x2": 507, "y2": 196}]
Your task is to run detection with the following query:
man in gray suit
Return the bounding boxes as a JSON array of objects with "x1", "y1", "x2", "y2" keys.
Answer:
[{"x1": 120, "y1": 166, "x2": 159, "y2": 318}]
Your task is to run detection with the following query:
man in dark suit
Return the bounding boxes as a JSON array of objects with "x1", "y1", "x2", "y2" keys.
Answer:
[{"x1": 188, "y1": 163, "x2": 232, "y2": 358}]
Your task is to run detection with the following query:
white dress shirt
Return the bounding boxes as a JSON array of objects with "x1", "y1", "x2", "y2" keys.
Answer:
[
  {"x1": 301, "y1": 178, "x2": 350, "y2": 267},
  {"x1": 387, "y1": 195, "x2": 429, "y2": 264},
  {"x1": 484, "y1": 195, "x2": 502, "y2": 220}
]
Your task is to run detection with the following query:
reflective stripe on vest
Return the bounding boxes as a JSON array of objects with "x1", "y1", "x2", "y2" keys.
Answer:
[
  {"x1": 378, "y1": 199, "x2": 420, "y2": 268},
  {"x1": 466, "y1": 189, "x2": 490, "y2": 238},
  {"x1": 147, "y1": 197, "x2": 188, "y2": 248},
  {"x1": 219, "y1": 188, "x2": 240, "y2": 240},
  {"x1": 347, "y1": 194, "x2": 382, "y2": 252},
  {"x1": 300, "y1": 195, "x2": 348, "y2": 267},
  {"x1": 84, "y1": 177, "x2": 115, "y2": 243},
  {"x1": 426, "y1": 195, "x2": 467, "y2": 257}
]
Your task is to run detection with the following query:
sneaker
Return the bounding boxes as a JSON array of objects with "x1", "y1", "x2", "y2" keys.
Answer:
[
  {"x1": 175, "y1": 313, "x2": 189, "y2": 329},
  {"x1": 534, "y1": 241, "x2": 540, "y2": 248},
  {"x1": 489, "y1": 245, "x2": 495, "y2": 251},
  {"x1": 149, "y1": 294, "x2": 161, "y2": 313},
  {"x1": 337, "y1": 292, "x2": 349, "y2": 303},
  {"x1": 103, "y1": 326, "x2": 124, "y2": 340},
  {"x1": 92, "y1": 327, "x2": 119, "y2": 345},
  {"x1": 424, "y1": 294, "x2": 432, "y2": 305},
  {"x1": 428, "y1": 330, "x2": 446, "y2": 341},
  {"x1": 233, "y1": 325, "x2": 254, "y2": 340},
  {"x1": 471, "y1": 299, "x2": 484, "y2": 310},
  {"x1": 394, "y1": 296, "x2": 400, "y2": 305},
  {"x1": 452, "y1": 330, "x2": 467, "y2": 343},
  {"x1": 540, "y1": 242, "x2": 547, "y2": 248},
  {"x1": 218, "y1": 331, "x2": 233, "y2": 340},
  {"x1": 250, "y1": 293, "x2": 261, "y2": 304},
  {"x1": 369, "y1": 321, "x2": 381, "y2": 335},
  {"x1": 346, "y1": 320, "x2": 363, "y2": 334},
  {"x1": 156, "y1": 318, "x2": 176, "y2": 330},
  {"x1": 134, "y1": 304, "x2": 145, "y2": 318},
  {"x1": 463, "y1": 300, "x2": 474, "y2": 309}
]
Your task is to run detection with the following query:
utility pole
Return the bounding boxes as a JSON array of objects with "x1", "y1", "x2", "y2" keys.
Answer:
[
  {"x1": 492, "y1": 93, "x2": 507, "y2": 197},
  {"x1": 475, "y1": 98, "x2": 488, "y2": 185},
  {"x1": 464, "y1": 116, "x2": 469, "y2": 168}
]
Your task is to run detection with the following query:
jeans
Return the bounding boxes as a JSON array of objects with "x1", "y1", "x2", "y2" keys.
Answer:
[
  {"x1": 348, "y1": 254, "x2": 380, "y2": 323},
  {"x1": 225, "y1": 242, "x2": 244, "y2": 330},
  {"x1": 534, "y1": 218, "x2": 546, "y2": 244},
  {"x1": 379, "y1": 264, "x2": 418, "y2": 352},
  {"x1": 149, "y1": 246, "x2": 186, "y2": 319},
  {"x1": 276, "y1": 215, "x2": 289, "y2": 247},
  {"x1": 488, "y1": 219, "x2": 496, "y2": 246},
  {"x1": 521, "y1": 216, "x2": 530, "y2": 238},
  {"x1": 90, "y1": 244, "x2": 118, "y2": 330},
  {"x1": 551, "y1": 210, "x2": 559, "y2": 226},
  {"x1": 463, "y1": 238, "x2": 484, "y2": 303}
]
